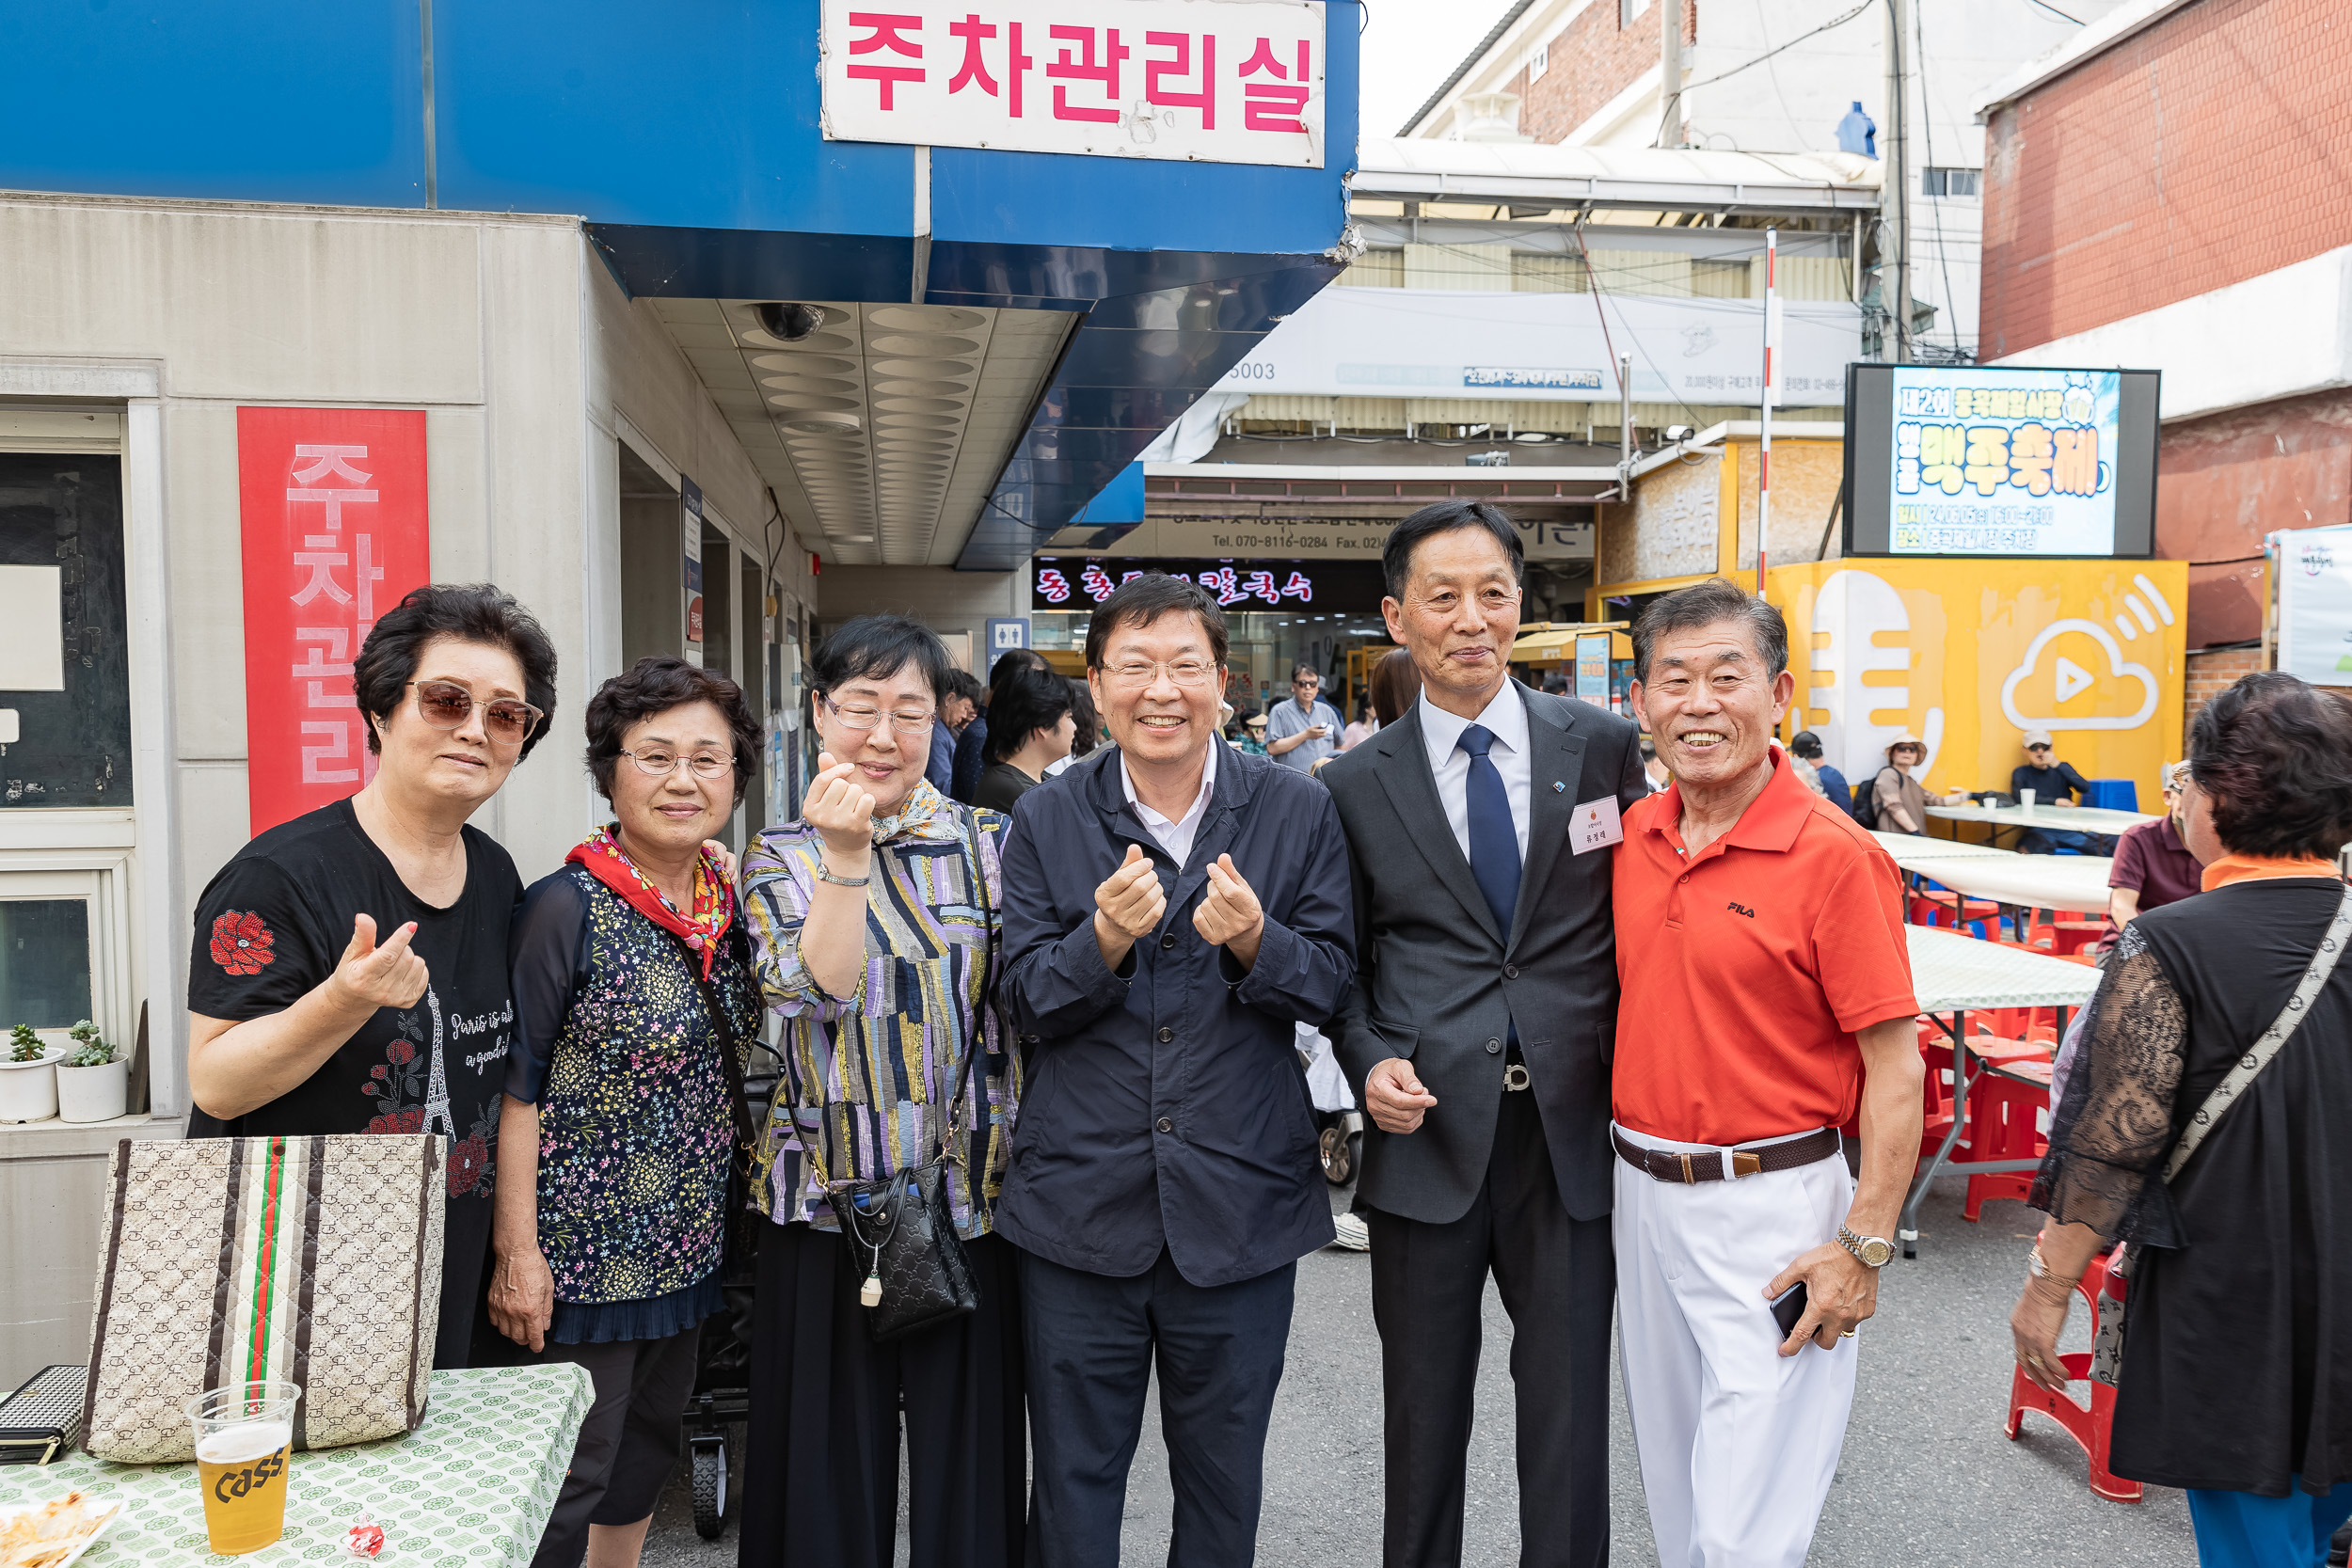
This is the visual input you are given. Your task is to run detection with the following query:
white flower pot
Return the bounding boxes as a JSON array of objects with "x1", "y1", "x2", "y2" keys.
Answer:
[
  {"x1": 0, "y1": 1050, "x2": 63, "y2": 1123},
  {"x1": 56, "y1": 1057, "x2": 129, "y2": 1123}
]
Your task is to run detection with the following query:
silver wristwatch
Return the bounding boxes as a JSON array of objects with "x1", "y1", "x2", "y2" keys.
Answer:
[
  {"x1": 1837, "y1": 1224, "x2": 1895, "y2": 1269},
  {"x1": 813, "y1": 858, "x2": 870, "y2": 888}
]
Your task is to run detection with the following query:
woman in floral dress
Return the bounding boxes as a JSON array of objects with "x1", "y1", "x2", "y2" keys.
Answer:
[{"x1": 487, "y1": 657, "x2": 763, "y2": 1568}]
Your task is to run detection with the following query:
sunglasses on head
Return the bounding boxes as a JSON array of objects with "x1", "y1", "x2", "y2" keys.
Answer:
[{"x1": 407, "y1": 680, "x2": 544, "y2": 746}]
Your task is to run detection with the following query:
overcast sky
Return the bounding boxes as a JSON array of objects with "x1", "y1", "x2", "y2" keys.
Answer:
[{"x1": 1356, "y1": 0, "x2": 1520, "y2": 140}]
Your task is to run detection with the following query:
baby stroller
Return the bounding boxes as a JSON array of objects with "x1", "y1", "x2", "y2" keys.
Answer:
[
  {"x1": 1298, "y1": 1022, "x2": 1361, "y2": 1186},
  {"x1": 686, "y1": 1049, "x2": 784, "y2": 1539}
]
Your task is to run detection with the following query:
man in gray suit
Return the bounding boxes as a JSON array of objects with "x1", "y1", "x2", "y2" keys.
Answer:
[{"x1": 1320, "y1": 501, "x2": 1645, "y2": 1568}]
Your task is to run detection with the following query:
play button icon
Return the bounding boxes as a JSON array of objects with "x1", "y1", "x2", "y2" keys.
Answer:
[{"x1": 2054, "y1": 654, "x2": 2095, "y2": 704}]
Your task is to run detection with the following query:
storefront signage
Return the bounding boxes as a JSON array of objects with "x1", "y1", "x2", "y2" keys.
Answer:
[
  {"x1": 1112, "y1": 515, "x2": 1593, "y2": 561},
  {"x1": 1216, "y1": 286, "x2": 1858, "y2": 404},
  {"x1": 682, "y1": 476, "x2": 705, "y2": 660},
  {"x1": 236, "y1": 407, "x2": 432, "y2": 836},
  {"x1": 1032, "y1": 557, "x2": 1391, "y2": 611},
  {"x1": 819, "y1": 0, "x2": 1326, "y2": 167}
]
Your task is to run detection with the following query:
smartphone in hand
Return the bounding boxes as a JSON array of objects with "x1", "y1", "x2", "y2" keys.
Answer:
[{"x1": 1770, "y1": 1282, "x2": 1809, "y2": 1341}]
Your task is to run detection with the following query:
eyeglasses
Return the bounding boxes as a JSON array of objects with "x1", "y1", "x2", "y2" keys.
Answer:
[
  {"x1": 407, "y1": 681, "x2": 544, "y2": 746},
  {"x1": 822, "y1": 695, "x2": 934, "y2": 735},
  {"x1": 1100, "y1": 658, "x2": 1218, "y2": 689},
  {"x1": 621, "y1": 748, "x2": 735, "y2": 780}
]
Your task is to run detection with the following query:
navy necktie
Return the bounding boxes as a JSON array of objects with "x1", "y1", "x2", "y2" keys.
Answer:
[{"x1": 1457, "y1": 724, "x2": 1521, "y2": 936}]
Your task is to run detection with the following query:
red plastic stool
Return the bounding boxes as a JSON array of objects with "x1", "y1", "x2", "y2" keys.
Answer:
[
  {"x1": 1909, "y1": 894, "x2": 2001, "y2": 940},
  {"x1": 1963, "y1": 1051, "x2": 2050, "y2": 1220},
  {"x1": 2006, "y1": 1250, "x2": 2142, "y2": 1502},
  {"x1": 2048, "y1": 920, "x2": 2106, "y2": 957}
]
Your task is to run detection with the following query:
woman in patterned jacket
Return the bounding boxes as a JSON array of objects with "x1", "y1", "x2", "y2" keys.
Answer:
[
  {"x1": 735, "y1": 615, "x2": 1024, "y2": 1568},
  {"x1": 486, "y1": 657, "x2": 763, "y2": 1568}
]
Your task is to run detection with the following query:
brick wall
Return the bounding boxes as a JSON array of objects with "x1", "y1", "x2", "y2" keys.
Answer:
[
  {"x1": 2156, "y1": 386, "x2": 2352, "y2": 645},
  {"x1": 1507, "y1": 0, "x2": 1692, "y2": 144},
  {"x1": 1980, "y1": 0, "x2": 2352, "y2": 357},
  {"x1": 2184, "y1": 643, "x2": 2264, "y2": 734}
]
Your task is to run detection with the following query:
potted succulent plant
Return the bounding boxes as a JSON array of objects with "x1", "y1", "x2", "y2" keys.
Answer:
[
  {"x1": 0, "y1": 1022, "x2": 63, "y2": 1124},
  {"x1": 55, "y1": 1020, "x2": 128, "y2": 1124}
]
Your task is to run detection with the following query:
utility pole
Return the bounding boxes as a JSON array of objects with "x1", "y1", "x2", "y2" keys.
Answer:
[
  {"x1": 1658, "y1": 0, "x2": 1684, "y2": 147},
  {"x1": 1883, "y1": 0, "x2": 1912, "y2": 361},
  {"x1": 1619, "y1": 351, "x2": 1635, "y2": 484}
]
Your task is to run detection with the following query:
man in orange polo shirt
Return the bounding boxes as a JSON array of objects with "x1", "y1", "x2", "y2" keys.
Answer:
[{"x1": 1612, "y1": 578, "x2": 1923, "y2": 1568}]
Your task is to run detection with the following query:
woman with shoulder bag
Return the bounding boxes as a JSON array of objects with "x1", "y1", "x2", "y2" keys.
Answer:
[
  {"x1": 2010, "y1": 672, "x2": 2352, "y2": 1566},
  {"x1": 735, "y1": 615, "x2": 1024, "y2": 1568},
  {"x1": 486, "y1": 657, "x2": 764, "y2": 1568}
]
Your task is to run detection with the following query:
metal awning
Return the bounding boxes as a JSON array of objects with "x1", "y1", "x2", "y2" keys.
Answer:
[
  {"x1": 1512, "y1": 621, "x2": 1629, "y2": 661},
  {"x1": 1352, "y1": 139, "x2": 1883, "y2": 218},
  {"x1": 1146, "y1": 461, "x2": 1620, "y2": 505}
]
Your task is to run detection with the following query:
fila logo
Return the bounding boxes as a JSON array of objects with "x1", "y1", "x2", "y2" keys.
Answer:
[{"x1": 1726, "y1": 901, "x2": 1756, "y2": 919}]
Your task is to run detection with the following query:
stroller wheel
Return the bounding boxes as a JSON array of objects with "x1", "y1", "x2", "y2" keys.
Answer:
[
  {"x1": 691, "y1": 1433, "x2": 729, "y2": 1539},
  {"x1": 1319, "y1": 1123, "x2": 1354, "y2": 1185}
]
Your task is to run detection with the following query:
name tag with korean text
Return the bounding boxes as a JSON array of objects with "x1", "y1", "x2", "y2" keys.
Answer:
[{"x1": 1570, "y1": 796, "x2": 1625, "y2": 855}]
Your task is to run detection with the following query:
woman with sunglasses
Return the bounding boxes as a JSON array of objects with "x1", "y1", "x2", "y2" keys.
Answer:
[
  {"x1": 735, "y1": 615, "x2": 1025, "y2": 1568},
  {"x1": 187, "y1": 583, "x2": 557, "y2": 1369},
  {"x1": 487, "y1": 657, "x2": 764, "y2": 1568}
]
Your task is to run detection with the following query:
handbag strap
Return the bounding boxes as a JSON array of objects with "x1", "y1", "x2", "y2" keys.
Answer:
[
  {"x1": 666, "y1": 920, "x2": 757, "y2": 1155},
  {"x1": 2161, "y1": 882, "x2": 2352, "y2": 1181}
]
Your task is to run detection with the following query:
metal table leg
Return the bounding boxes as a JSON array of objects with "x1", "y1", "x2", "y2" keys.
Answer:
[{"x1": 1899, "y1": 1008, "x2": 1970, "y2": 1258}]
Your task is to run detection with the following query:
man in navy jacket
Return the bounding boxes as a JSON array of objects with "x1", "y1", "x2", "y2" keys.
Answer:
[{"x1": 995, "y1": 573, "x2": 1357, "y2": 1568}]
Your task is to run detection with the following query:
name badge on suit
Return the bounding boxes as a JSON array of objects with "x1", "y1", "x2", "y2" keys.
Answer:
[{"x1": 1571, "y1": 795, "x2": 1625, "y2": 855}]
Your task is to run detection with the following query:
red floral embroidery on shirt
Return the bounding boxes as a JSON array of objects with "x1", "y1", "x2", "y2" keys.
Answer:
[
  {"x1": 210, "y1": 911, "x2": 277, "y2": 976},
  {"x1": 447, "y1": 1132, "x2": 490, "y2": 1196}
]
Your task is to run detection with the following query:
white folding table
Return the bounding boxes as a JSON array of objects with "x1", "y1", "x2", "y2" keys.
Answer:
[
  {"x1": 1925, "y1": 800, "x2": 2156, "y2": 848},
  {"x1": 1898, "y1": 926, "x2": 2101, "y2": 1256}
]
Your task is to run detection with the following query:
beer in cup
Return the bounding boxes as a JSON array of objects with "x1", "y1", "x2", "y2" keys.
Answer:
[{"x1": 187, "y1": 1380, "x2": 300, "y2": 1555}]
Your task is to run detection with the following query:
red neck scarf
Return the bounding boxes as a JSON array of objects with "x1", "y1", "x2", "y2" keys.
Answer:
[{"x1": 564, "y1": 826, "x2": 734, "y2": 978}]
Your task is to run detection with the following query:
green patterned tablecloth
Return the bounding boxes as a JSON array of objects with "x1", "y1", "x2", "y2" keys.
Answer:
[{"x1": 0, "y1": 1365, "x2": 591, "y2": 1567}]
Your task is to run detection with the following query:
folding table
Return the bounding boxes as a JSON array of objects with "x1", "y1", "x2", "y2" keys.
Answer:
[{"x1": 1898, "y1": 926, "x2": 2100, "y2": 1257}]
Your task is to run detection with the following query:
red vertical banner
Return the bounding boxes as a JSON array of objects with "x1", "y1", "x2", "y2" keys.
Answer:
[{"x1": 237, "y1": 408, "x2": 432, "y2": 837}]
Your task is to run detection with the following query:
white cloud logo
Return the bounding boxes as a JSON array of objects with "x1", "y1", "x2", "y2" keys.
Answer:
[{"x1": 2000, "y1": 618, "x2": 2160, "y2": 732}]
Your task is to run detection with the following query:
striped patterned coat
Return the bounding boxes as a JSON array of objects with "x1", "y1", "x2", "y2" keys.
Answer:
[{"x1": 736, "y1": 780, "x2": 1014, "y2": 1239}]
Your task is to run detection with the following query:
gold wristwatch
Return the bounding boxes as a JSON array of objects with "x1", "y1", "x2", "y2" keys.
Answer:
[{"x1": 1837, "y1": 1224, "x2": 1895, "y2": 1269}]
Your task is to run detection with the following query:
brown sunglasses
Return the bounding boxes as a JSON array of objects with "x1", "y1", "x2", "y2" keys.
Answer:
[{"x1": 406, "y1": 680, "x2": 544, "y2": 745}]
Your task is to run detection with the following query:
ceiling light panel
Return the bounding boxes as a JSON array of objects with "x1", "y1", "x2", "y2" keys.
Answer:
[{"x1": 653, "y1": 296, "x2": 1079, "y2": 569}]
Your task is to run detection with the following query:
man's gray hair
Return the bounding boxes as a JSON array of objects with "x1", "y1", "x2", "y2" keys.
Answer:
[{"x1": 1629, "y1": 577, "x2": 1789, "y2": 683}]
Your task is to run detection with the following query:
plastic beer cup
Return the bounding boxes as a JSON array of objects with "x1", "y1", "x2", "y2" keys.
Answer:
[
  {"x1": 2021, "y1": 788, "x2": 2037, "y2": 816},
  {"x1": 187, "y1": 1381, "x2": 299, "y2": 1555}
]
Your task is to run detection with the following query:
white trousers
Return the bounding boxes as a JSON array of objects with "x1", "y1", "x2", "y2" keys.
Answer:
[{"x1": 1613, "y1": 1123, "x2": 1859, "y2": 1568}]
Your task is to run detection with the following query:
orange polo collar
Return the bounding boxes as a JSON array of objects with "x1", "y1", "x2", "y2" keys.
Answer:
[{"x1": 2201, "y1": 852, "x2": 2344, "y2": 891}]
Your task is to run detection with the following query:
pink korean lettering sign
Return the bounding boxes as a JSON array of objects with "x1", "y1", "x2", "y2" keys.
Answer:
[
  {"x1": 237, "y1": 407, "x2": 432, "y2": 836},
  {"x1": 821, "y1": 0, "x2": 1324, "y2": 167}
]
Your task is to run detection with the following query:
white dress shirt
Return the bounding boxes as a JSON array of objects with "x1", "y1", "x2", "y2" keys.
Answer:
[
  {"x1": 1120, "y1": 740, "x2": 1219, "y2": 867},
  {"x1": 1414, "y1": 684, "x2": 1532, "y2": 863}
]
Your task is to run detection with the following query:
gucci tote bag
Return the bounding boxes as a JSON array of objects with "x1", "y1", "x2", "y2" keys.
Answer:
[{"x1": 81, "y1": 1133, "x2": 446, "y2": 1463}]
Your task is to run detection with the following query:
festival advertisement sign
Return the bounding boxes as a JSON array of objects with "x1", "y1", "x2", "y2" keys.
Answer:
[
  {"x1": 1767, "y1": 557, "x2": 2187, "y2": 806},
  {"x1": 237, "y1": 407, "x2": 432, "y2": 836},
  {"x1": 819, "y1": 0, "x2": 1325, "y2": 166},
  {"x1": 1887, "y1": 367, "x2": 2121, "y2": 556}
]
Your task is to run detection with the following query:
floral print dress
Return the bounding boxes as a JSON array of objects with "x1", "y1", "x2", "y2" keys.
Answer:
[{"x1": 507, "y1": 864, "x2": 761, "y2": 1343}]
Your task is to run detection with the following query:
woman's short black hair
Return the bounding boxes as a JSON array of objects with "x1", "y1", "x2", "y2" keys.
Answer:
[
  {"x1": 354, "y1": 583, "x2": 560, "y2": 761},
  {"x1": 985, "y1": 668, "x2": 1074, "y2": 763},
  {"x1": 811, "y1": 615, "x2": 956, "y2": 706},
  {"x1": 1083, "y1": 574, "x2": 1229, "y2": 669},
  {"x1": 2188, "y1": 671, "x2": 2352, "y2": 860},
  {"x1": 1789, "y1": 730, "x2": 1825, "y2": 759},
  {"x1": 584, "y1": 657, "x2": 764, "y2": 805},
  {"x1": 987, "y1": 647, "x2": 1049, "y2": 696},
  {"x1": 1381, "y1": 500, "x2": 1524, "y2": 601},
  {"x1": 1065, "y1": 676, "x2": 1101, "y2": 760}
]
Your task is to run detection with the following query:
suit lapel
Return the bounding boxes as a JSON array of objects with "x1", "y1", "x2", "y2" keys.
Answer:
[
  {"x1": 1372, "y1": 706, "x2": 1502, "y2": 945},
  {"x1": 1509, "y1": 689, "x2": 1586, "y2": 952}
]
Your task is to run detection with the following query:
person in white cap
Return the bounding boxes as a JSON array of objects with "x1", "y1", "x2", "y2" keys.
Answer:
[{"x1": 2010, "y1": 730, "x2": 2109, "y2": 853}]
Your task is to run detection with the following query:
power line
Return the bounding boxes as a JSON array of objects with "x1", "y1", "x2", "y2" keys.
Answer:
[{"x1": 1677, "y1": 0, "x2": 1875, "y2": 94}]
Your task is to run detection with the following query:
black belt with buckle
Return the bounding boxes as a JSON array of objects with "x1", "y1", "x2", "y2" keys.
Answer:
[{"x1": 1612, "y1": 1126, "x2": 1840, "y2": 1184}]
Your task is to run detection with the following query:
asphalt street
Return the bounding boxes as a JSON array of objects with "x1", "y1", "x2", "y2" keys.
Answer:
[{"x1": 642, "y1": 1172, "x2": 2196, "y2": 1567}]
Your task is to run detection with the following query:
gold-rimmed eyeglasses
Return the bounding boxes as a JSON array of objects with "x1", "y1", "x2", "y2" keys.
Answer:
[
  {"x1": 406, "y1": 681, "x2": 544, "y2": 747},
  {"x1": 620, "y1": 748, "x2": 735, "y2": 779},
  {"x1": 821, "y1": 695, "x2": 935, "y2": 735}
]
